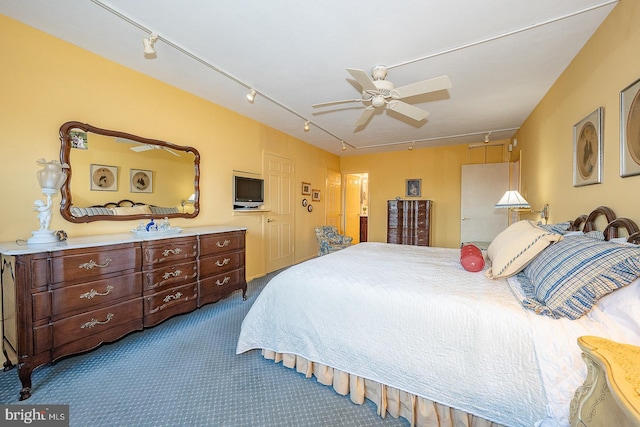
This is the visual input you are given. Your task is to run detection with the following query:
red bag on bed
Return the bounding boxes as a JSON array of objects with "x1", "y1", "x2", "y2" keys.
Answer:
[{"x1": 460, "y1": 244, "x2": 485, "y2": 272}]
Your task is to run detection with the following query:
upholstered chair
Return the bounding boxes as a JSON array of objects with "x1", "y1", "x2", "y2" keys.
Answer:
[{"x1": 314, "y1": 226, "x2": 353, "y2": 256}]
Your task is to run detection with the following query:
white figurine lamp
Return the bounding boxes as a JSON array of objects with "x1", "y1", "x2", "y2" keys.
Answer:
[{"x1": 27, "y1": 158, "x2": 69, "y2": 245}]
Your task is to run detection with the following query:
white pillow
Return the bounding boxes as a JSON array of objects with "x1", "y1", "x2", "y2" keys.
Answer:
[
  {"x1": 591, "y1": 277, "x2": 640, "y2": 331},
  {"x1": 111, "y1": 205, "x2": 152, "y2": 215},
  {"x1": 485, "y1": 220, "x2": 563, "y2": 279}
]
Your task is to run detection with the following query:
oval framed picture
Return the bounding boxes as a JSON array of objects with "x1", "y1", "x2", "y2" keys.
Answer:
[{"x1": 307, "y1": 204, "x2": 313, "y2": 212}]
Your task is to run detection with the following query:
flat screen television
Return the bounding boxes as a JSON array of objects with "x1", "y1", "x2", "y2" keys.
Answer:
[{"x1": 233, "y1": 175, "x2": 264, "y2": 209}]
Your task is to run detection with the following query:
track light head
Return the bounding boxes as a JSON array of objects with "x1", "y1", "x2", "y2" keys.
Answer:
[
  {"x1": 303, "y1": 121, "x2": 310, "y2": 132},
  {"x1": 246, "y1": 89, "x2": 257, "y2": 103},
  {"x1": 143, "y1": 33, "x2": 159, "y2": 58},
  {"x1": 341, "y1": 141, "x2": 347, "y2": 151}
]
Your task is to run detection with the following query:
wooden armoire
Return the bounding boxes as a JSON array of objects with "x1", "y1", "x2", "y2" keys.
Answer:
[{"x1": 387, "y1": 200, "x2": 432, "y2": 246}]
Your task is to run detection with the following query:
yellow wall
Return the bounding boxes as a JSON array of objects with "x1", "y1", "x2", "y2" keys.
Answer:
[
  {"x1": 341, "y1": 143, "x2": 506, "y2": 248},
  {"x1": 515, "y1": 0, "x2": 640, "y2": 222},
  {"x1": 0, "y1": 15, "x2": 339, "y2": 279}
]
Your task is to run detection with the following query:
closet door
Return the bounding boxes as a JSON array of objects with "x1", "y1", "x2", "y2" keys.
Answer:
[{"x1": 460, "y1": 163, "x2": 509, "y2": 245}]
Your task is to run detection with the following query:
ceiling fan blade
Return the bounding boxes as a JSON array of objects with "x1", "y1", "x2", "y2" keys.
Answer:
[
  {"x1": 347, "y1": 68, "x2": 378, "y2": 93},
  {"x1": 131, "y1": 144, "x2": 155, "y2": 152},
  {"x1": 393, "y1": 75, "x2": 452, "y2": 99},
  {"x1": 164, "y1": 147, "x2": 180, "y2": 157},
  {"x1": 312, "y1": 99, "x2": 363, "y2": 108},
  {"x1": 387, "y1": 101, "x2": 430, "y2": 121},
  {"x1": 354, "y1": 106, "x2": 376, "y2": 128}
]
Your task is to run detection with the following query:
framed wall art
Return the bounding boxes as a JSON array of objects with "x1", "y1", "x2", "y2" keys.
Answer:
[
  {"x1": 301, "y1": 182, "x2": 311, "y2": 195},
  {"x1": 312, "y1": 189, "x2": 321, "y2": 201},
  {"x1": 572, "y1": 107, "x2": 603, "y2": 187},
  {"x1": 90, "y1": 164, "x2": 118, "y2": 191},
  {"x1": 620, "y1": 77, "x2": 640, "y2": 177},
  {"x1": 405, "y1": 179, "x2": 422, "y2": 197},
  {"x1": 130, "y1": 169, "x2": 153, "y2": 193}
]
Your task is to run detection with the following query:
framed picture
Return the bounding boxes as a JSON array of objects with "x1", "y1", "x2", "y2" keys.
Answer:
[
  {"x1": 405, "y1": 179, "x2": 422, "y2": 197},
  {"x1": 301, "y1": 182, "x2": 311, "y2": 195},
  {"x1": 130, "y1": 169, "x2": 153, "y2": 193},
  {"x1": 620, "y1": 77, "x2": 640, "y2": 177},
  {"x1": 90, "y1": 164, "x2": 118, "y2": 191},
  {"x1": 70, "y1": 130, "x2": 88, "y2": 149},
  {"x1": 573, "y1": 107, "x2": 603, "y2": 187},
  {"x1": 312, "y1": 189, "x2": 321, "y2": 201}
]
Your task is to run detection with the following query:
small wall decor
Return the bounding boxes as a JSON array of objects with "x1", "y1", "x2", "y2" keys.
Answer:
[
  {"x1": 312, "y1": 189, "x2": 321, "y2": 201},
  {"x1": 307, "y1": 204, "x2": 313, "y2": 212},
  {"x1": 70, "y1": 130, "x2": 88, "y2": 149},
  {"x1": 130, "y1": 169, "x2": 153, "y2": 193},
  {"x1": 405, "y1": 179, "x2": 422, "y2": 197},
  {"x1": 302, "y1": 198, "x2": 308, "y2": 207},
  {"x1": 573, "y1": 107, "x2": 603, "y2": 186},
  {"x1": 620, "y1": 77, "x2": 640, "y2": 177},
  {"x1": 90, "y1": 164, "x2": 118, "y2": 191},
  {"x1": 301, "y1": 182, "x2": 311, "y2": 195}
]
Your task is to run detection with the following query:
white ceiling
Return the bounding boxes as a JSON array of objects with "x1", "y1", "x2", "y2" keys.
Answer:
[{"x1": 0, "y1": 0, "x2": 618, "y2": 156}]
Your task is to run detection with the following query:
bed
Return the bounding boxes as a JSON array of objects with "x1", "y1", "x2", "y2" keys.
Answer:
[{"x1": 236, "y1": 206, "x2": 640, "y2": 427}]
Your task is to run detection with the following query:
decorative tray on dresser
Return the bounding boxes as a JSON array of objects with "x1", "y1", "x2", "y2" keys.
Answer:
[{"x1": 0, "y1": 225, "x2": 246, "y2": 400}]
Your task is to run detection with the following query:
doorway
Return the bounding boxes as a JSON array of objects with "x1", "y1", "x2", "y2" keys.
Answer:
[{"x1": 343, "y1": 173, "x2": 368, "y2": 244}]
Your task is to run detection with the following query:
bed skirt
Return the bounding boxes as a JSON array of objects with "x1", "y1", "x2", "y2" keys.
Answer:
[{"x1": 262, "y1": 350, "x2": 503, "y2": 427}]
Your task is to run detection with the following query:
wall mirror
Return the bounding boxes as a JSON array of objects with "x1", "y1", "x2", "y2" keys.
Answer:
[{"x1": 59, "y1": 121, "x2": 200, "y2": 223}]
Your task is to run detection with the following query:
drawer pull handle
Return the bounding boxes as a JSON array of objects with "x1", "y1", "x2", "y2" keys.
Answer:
[
  {"x1": 79, "y1": 258, "x2": 113, "y2": 270},
  {"x1": 216, "y1": 277, "x2": 230, "y2": 286},
  {"x1": 80, "y1": 285, "x2": 114, "y2": 299},
  {"x1": 163, "y1": 269, "x2": 182, "y2": 280},
  {"x1": 81, "y1": 313, "x2": 114, "y2": 329},
  {"x1": 162, "y1": 248, "x2": 182, "y2": 257},
  {"x1": 216, "y1": 239, "x2": 231, "y2": 248},
  {"x1": 163, "y1": 292, "x2": 183, "y2": 303},
  {"x1": 215, "y1": 258, "x2": 230, "y2": 267}
]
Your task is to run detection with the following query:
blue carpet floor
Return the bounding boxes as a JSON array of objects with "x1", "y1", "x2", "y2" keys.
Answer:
[{"x1": 0, "y1": 270, "x2": 408, "y2": 426}]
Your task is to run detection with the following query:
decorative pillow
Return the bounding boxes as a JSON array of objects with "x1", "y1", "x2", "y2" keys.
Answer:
[
  {"x1": 69, "y1": 206, "x2": 114, "y2": 217},
  {"x1": 522, "y1": 235, "x2": 640, "y2": 319},
  {"x1": 590, "y1": 277, "x2": 640, "y2": 332},
  {"x1": 460, "y1": 244, "x2": 485, "y2": 272},
  {"x1": 536, "y1": 221, "x2": 571, "y2": 235},
  {"x1": 111, "y1": 205, "x2": 152, "y2": 215},
  {"x1": 149, "y1": 206, "x2": 180, "y2": 215},
  {"x1": 485, "y1": 220, "x2": 563, "y2": 279}
]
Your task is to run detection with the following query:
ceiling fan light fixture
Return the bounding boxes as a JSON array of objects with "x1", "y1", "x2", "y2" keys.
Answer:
[
  {"x1": 246, "y1": 89, "x2": 256, "y2": 103},
  {"x1": 142, "y1": 33, "x2": 159, "y2": 58},
  {"x1": 371, "y1": 95, "x2": 385, "y2": 108}
]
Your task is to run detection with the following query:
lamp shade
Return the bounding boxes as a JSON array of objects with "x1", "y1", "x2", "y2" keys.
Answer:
[
  {"x1": 36, "y1": 158, "x2": 68, "y2": 191},
  {"x1": 495, "y1": 190, "x2": 530, "y2": 209}
]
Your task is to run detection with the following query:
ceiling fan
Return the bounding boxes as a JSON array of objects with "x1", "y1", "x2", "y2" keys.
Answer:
[
  {"x1": 115, "y1": 138, "x2": 180, "y2": 157},
  {"x1": 313, "y1": 66, "x2": 452, "y2": 129}
]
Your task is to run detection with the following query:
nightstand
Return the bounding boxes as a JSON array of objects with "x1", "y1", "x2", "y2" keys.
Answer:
[{"x1": 570, "y1": 336, "x2": 640, "y2": 426}]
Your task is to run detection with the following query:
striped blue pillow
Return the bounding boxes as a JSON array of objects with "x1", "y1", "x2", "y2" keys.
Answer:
[{"x1": 522, "y1": 235, "x2": 640, "y2": 319}]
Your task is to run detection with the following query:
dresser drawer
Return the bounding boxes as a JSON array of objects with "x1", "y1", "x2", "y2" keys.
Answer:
[
  {"x1": 52, "y1": 298, "x2": 142, "y2": 348},
  {"x1": 51, "y1": 244, "x2": 141, "y2": 284},
  {"x1": 199, "y1": 232, "x2": 244, "y2": 256},
  {"x1": 142, "y1": 237, "x2": 198, "y2": 267},
  {"x1": 143, "y1": 283, "x2": 198, "y2": 327},
  {"x1": 49, "y1": 272, "x2": 142, "y2": 319},
  {"x1": 199, "y1": 268, "x2": 244, "y2": 306},
  {"x1": 199, "y1": 251, "x2": 244, "y2": 277},
  {"x1": 143, "y1": 261, "x2": 198, "y2": 292}
]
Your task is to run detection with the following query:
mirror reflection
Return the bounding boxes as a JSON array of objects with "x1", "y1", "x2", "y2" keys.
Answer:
[{"x1": 59, "y1": 121, "x2": 200, "y2": 223}]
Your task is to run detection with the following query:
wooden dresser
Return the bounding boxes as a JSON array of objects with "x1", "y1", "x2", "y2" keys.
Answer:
[
  {"x1": 0, "y1": 226, "x2": 246, "y2": 401},
  {"x1": 387, "y1": 200, "x2": 432, "y2": 246},
  {"x1": 570, "y1": 336, "x2": 640, "y2": 426}
]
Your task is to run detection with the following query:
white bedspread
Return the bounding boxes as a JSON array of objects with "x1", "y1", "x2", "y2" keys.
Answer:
[{"x1": 236, "y1": 243, "x2": 639, "y2": 426}]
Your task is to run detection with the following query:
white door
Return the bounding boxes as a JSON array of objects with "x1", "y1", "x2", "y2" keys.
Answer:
[
  {"x1": 344, "y1": 174, "x2": 362, "y2": 243},
  {"x1": 325, "y1": 169, "x2": 342, "y2": 231},
  {"x1": 264, "y1": 153, "x2": 294, "y2": 273},
  {"x1": 460, "y1": 163, "x2": 509, "y2": 244}
]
